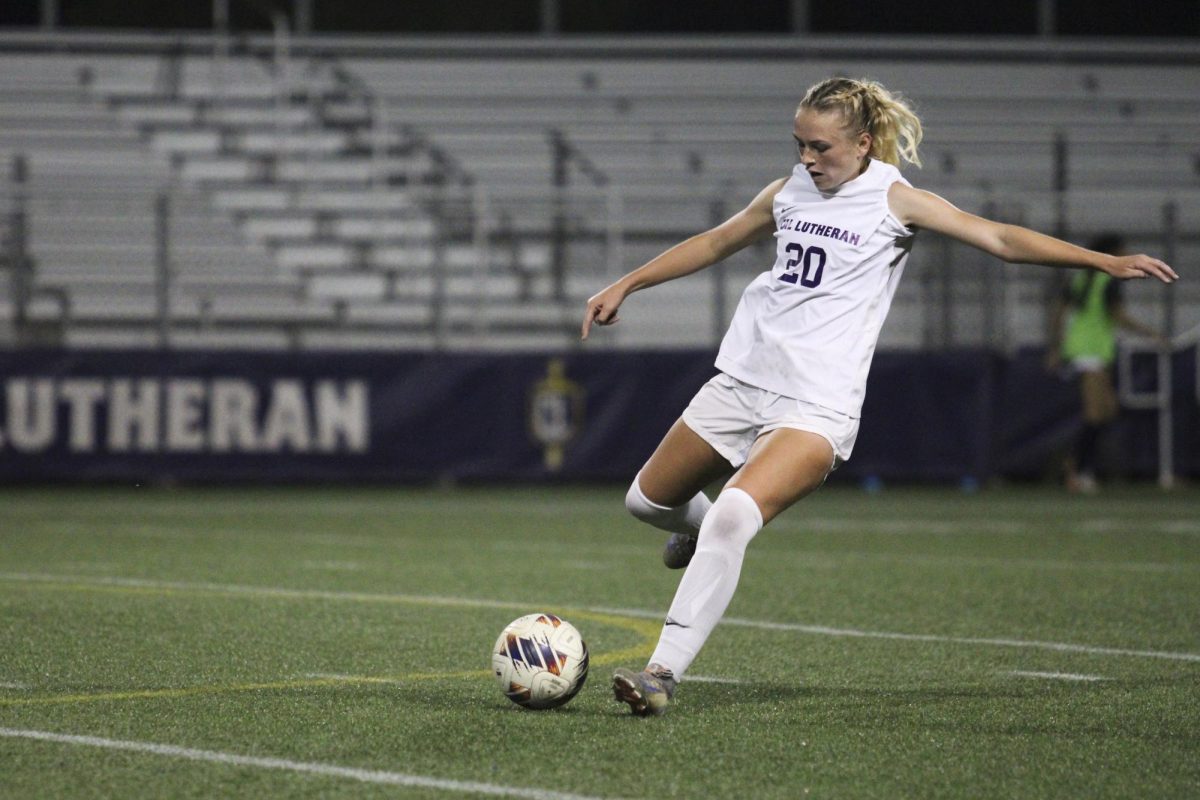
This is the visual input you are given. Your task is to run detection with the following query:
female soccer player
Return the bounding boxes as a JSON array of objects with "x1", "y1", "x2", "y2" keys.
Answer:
[
  {"x1": 580, "y1": 77, "x2": 1178, "y2": 716},
  {"x1": 1046, "y1": 233, "x2": 1170, "y2": 492}
]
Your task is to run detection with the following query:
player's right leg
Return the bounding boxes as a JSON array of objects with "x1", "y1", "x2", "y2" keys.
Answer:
[
  {"x1": 611, "y1": 665, "x2": 677, "y2": 717},
  {"x1": 624, "y1": 418, "x2": 732, "y2": 566},
  {"x1": 613, "y1": 430, "x2": 835, "y2": 717}
]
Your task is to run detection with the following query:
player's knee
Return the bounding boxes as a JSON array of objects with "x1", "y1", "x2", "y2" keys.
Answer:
[
  {"x1": 625, "y1": 476, "x2": 669, "y2": 523},
  {"x1": 697, "y1": 488, "x2": 763, "y2": 551}
]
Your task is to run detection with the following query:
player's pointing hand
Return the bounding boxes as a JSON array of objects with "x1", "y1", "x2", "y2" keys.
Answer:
[{"x1": 581, "y1": 287, "x2": 624, "y2": 340}]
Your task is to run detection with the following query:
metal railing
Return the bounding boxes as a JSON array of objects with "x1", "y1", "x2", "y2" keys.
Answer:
[
  {"x1": 4, "y1": 37, "x2": 1198, "y2": 351},
  {"x1": 4, "y1": 161, "x2": 1195, "y2": 353},
  {"x1": 1118, "y1": 324, "x2": 1200, "y2": 488}
]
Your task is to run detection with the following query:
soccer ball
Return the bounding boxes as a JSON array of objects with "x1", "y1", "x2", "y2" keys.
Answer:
[{"x1": 492, "y1": 613, "x2": 589, "y2": 710}]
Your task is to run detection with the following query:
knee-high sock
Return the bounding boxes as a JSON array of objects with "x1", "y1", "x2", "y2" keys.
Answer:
[
  {"x1": 648, "y1": 487, "x2": 763, "y2": 677},
  {"x1": 624, "y1": 473, "x2": 712, "y2": 536}
]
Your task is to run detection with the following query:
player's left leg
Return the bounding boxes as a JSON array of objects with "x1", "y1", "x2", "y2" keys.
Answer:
[
  {"x1": 625, "y1": 418, "x2": 732, "y2": 540},
  {"x1": 1075, "y1": 368, "x2": 1118, "y2": 491}
]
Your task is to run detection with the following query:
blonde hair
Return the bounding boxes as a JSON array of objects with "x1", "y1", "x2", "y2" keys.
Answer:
[{"x1": 798, "y1": 77, "x2": 923, "y2": 168}]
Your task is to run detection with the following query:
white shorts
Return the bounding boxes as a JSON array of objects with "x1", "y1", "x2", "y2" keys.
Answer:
[
  {"x1": 1068, "y1": 356, "x2": 1110, "y2": 373},
  {"x1": 681, "y1": 372, "x2": 860, "y2": 468}
]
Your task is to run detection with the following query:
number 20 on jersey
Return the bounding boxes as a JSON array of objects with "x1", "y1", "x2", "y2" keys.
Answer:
[{"x1": 778, "y1": 242, "x2": 826, "y2": 288}]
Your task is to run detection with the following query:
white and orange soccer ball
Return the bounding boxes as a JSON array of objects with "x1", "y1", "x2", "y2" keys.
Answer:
[{"x1": 492, "y1": 613, "x2": 589, "y2": 710}]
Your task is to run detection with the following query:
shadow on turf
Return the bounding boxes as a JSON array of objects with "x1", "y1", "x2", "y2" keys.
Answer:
[
  {"x1": 358, "y1": 675, "x2": 1150, "y2": 724},
  {"x1": 672, "y1": 681, "x2": 1049, "y2": 715},
  {"x1": 668, "y1": 680, "x2": 1192, "y2": 742}
]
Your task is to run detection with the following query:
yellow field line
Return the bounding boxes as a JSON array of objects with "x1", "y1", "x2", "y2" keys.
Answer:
[
  {"x1": 0, "y1": 575, "x2": 660, "y2": 707},
  {"x1": 0, "y1": 673, "x2": 484, "y2": 707}
]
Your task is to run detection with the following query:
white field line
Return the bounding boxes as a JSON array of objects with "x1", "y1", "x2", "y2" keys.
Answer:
[
  {"x1": 776, "y1": 517, "x2": 1200, "y2": 537},
  {"x1": 0, "y1": 571, "x2": 524, "y2": 612},
  {"x1": 587, "y1": 604, "x2": 1200, "y2": 664},
  {"x1": 0, "y1": 728, "x2": 629, "y2": 800},
  {"x1": 298, "y1": 561, "x2": 367, "y2": 572},
  {"x1": 18, "y1": 512, "x2": 1199, "y2": 541},
  {"x1": 756, "y1": 549, "x2": 1200, "y2": 575},
  {"x1": 1007, "y1": 671, "x2": 1111, "y2": 682},
  {"x1": 3, "y1": 571, "x2": 1199, "y2": 664},
  {"x1": 680, "y1": 675, "x2": 745, "y2": 684},
  {"x1": 4, "y1": 495, "x2": 619, "y2": 519},
  {"x1": 0, "y1": 681, "x2": 30, "y2": 690},
  {"x1": 716, "y1": 617, "x2": 1200, "y2": 663},
  {"x1": 1080, "y1": 519, "x2": 1200, "y2": 536}
]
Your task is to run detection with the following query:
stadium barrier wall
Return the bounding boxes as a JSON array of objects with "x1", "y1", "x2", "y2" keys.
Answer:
[{"x1": 0, "y1": 348, "x2": 1193, "y2": 484}]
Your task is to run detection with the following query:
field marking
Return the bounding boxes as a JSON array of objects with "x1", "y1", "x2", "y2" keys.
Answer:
[
  {"x1": 295, "y1": 672, "x2": 749, "y2": 688},
  {"x1": 1, "y1": 568, "x2": 1197, "y2": 710},
  {"x1": 0, "y1": 572, "x2": 659, "y2": 708},
  {"x1": 755, "y1": 549, "x2": 1200, "y2": 575},
  {"x1": 299, "y1": 560, "x2": 367, "y2": 572},
  {"x1": 776, "y1": 517, "x2": 1200, "y2": 537},
  {"x1": 586, "y1": 604, "x2": 1200, "y2": 664},
  {"x1": 1007, "y1": 671, "x2": 1111, "y2": 682},
  {"x1": 723, "y1": 618, "x2": 1200, "y2": 663},
  {"x1": 0, "y1": 672, "x2": 485, "y2": 708},
  {"x1": 4, "y1": 571, "x2": 1198, "y2": 665},
  {"x1": 304, "y1": 672, "x2": 414, "y2": 686},
  {"x1": 5, "y1": 489, "x2": 1197, "y2": 525},
  {"x1": 1081, "y1": 519, "x2": 1200, "y2": 536},
  {"x1": 0, "y1": 681, "x2": 30, "y2": 690},
  {"x1": 0, "y1": 728, "x2": 632, "y2": 800}
]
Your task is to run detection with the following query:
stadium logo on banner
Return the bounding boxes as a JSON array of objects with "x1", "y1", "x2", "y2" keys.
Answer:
[{"x1": 527, "y1": 359, "x2": 584, "y2": 471}]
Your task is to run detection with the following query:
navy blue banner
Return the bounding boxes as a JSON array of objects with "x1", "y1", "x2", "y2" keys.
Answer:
[
  {"x1": 0, "y1": 348, "x2": 1194, "y2": 483},
  {"x1": 0, "y1": 350, "x2": 713, "y2": 483}
]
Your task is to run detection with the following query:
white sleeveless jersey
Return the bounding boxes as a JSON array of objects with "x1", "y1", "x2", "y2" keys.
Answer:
[{"x1": 714, "y1": 158, "x2": 915, "y2": 418}]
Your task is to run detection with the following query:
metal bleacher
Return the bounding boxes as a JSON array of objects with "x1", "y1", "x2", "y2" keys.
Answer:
[
  {"x1": 1, "y1": 36, "x2": 1198, "y2": 351},
  {"x1": 341, "y1": 51, "x2": 1200, "y2": 349},
  {"x1": 0, "y1": 54, "x2": 320, "y2": 348}
]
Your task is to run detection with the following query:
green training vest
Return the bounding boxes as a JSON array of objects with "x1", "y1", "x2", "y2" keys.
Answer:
[{"x1": 1061, "y1": 271, "x2": 1116, "y2": 364}]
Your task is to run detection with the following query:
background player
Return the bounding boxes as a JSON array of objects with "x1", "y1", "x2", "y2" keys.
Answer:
[{"x1": 1046, "y1": 232, "x2": 1171, "y2": 492}]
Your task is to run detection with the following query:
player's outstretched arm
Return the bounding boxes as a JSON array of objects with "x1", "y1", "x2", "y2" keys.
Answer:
[
  {"x1": 581, "y1": 178, "x2": 785, "y2": 340},
  {"x1": 887, "y1": 183, "x2": 1180, "y2": 284}
]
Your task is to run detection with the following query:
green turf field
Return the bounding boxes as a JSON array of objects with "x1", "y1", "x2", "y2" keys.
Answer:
[{"x1": 1, "y1": 484, "x2": 1198, "y2": 799}]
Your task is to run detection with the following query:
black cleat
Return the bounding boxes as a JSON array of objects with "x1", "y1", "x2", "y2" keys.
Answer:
[{"x1": 662, "y1": 533, "x2": 697, "y2": 569}]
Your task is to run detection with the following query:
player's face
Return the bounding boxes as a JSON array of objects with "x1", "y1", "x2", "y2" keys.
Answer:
[{"x1": 793, "y1": 108, "x2": 872, "y2": 190}]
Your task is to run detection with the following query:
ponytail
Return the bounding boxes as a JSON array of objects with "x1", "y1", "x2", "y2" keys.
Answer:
[{"x1": 798, "y1": 77, "x2": 924, "y2": 168}]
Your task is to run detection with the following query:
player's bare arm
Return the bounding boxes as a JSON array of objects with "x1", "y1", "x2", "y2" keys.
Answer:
[
  {"x1": 1112, "y1": 305, "x2": 1170, "y2": 344},
  {"x1": 581, "y1": 178, "x2": 785, "y2": 339},
  {"x1": 887, "y1": 183, "x2": 1179, "y2": 284}
]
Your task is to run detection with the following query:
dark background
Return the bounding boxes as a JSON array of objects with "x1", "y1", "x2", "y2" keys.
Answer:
[{"x1": 0, "y1": 0, "x2": 1196, "y2": 37}]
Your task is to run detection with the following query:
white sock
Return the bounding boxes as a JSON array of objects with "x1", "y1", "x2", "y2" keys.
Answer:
[
  {"x1": 624, "y1": 473, "x2": 711, "y2": 536},
  {"x1": 648, "y1": 487, "x2": 763, "y2": 677}
]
